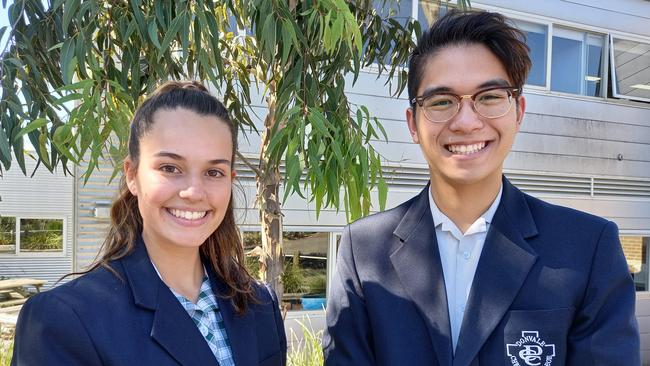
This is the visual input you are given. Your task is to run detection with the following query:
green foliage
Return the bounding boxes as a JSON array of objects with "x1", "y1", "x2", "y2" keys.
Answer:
[
  {"x1": 287, "y1": 319, "x2": 324, "y2": 366},
  {"x1": 282, "y1": 256, "x2": 306, "y2": 294},
  {"x1": 0, "y1": 0, "x2": 475, "y2": 220}
]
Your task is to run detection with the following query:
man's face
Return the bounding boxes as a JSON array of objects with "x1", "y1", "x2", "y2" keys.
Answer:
[{"x1": 406, "y1": 43, "x2": 525, "y2": 188}]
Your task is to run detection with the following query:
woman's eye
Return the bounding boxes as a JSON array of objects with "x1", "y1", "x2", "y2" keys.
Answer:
[
  {"x1": 207, "y1": 169, "x2": 224, "y2": 177},
  {"x1": 160, "y1": 165, "x2": 180, "y2": 174}
]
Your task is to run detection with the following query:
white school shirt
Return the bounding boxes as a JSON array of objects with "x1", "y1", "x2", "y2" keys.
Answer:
[{"x1": 428, "y1": 185, "x2": 503, "y2": 353}]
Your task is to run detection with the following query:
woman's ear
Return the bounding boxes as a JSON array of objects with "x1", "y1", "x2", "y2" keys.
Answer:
[{"x1": 123, "y1": 158, "x2": 138, "y2": 196}]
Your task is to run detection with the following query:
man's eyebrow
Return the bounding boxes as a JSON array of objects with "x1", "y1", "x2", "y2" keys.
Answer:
[
  {"x1": 477, "y1": 78, "x2": 512, "y2": 89},
  {"x1": 154, "y1": 151, "x2": 231, "y2": 165},
  {"x1": 417, "y1": 78, "x2": 513, "y2": 99}
]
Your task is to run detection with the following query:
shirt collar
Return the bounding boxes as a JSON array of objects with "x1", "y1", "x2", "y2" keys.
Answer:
[{"x1": 428, "y1": 184, "x2": 503, "y2": 237}]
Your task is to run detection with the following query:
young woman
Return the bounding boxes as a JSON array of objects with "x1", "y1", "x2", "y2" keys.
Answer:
[{"x1": 11, "y1": 81, "x2": 287, "y2": 366}]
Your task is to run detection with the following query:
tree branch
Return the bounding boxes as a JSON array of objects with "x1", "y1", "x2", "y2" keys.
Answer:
[{"x1": 236, "y1": 150, "x2": 262, "y2": 177}]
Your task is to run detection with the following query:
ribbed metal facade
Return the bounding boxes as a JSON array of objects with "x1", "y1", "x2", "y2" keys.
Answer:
[{"x1": 0, "y1": 160, "x2": 74, "y2": 288}]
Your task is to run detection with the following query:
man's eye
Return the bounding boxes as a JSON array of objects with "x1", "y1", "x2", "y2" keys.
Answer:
[
  {"x1": 425, "y1": 97, "x2": 455, "y2": 109},
  {"x1": 207, "y1": 169, "x2": 224, "y2": 177},
  {"x1": 478, "y1": 92, "x2": 506, "y2": 103},
  {"x1": 160, "y1": 165, "x2": 180, "y2": 174}
]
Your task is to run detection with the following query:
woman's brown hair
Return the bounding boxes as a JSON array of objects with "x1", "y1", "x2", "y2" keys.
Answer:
[{"x1": 83, "y1": 80, "x2": 256, "y2": 313}]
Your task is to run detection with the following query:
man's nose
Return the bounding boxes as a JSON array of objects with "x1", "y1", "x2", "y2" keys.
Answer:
[{"x1": 448, "y1": 98, "x2": 483, "y2": 133}]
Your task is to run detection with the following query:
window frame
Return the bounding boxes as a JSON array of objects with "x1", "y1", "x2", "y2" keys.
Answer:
[
  {"x1": 0, "y1": 215, "x2": 67, "y2": 257},
  {"x1": 610, "y1": 34, "x2": 650, "y2": 104}
]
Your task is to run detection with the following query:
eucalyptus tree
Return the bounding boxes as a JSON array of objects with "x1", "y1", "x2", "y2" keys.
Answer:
[{"x1": 0, "y1": 0, "x2": 469, "y2": 295}]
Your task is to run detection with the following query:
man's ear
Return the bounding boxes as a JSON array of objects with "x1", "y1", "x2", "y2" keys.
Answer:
[
  {"x1": 515, "y1": 94, "x2": 526, "y2": 129},
  {"x1": 123, "y1": 158, "x2": 138, "y2": 196},
  {"x1": 406, "y1": 107, "x2": 420, "y2": 144}
]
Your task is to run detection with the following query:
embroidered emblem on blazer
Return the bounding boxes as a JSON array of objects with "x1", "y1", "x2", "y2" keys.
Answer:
[{"x1": 506, "y1": 331, "x2": 556, "y2": 366}]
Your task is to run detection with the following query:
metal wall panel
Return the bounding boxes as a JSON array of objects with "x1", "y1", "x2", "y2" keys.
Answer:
[{"x1": 0, "y1": 161, "x2": 74, "y2": 288}]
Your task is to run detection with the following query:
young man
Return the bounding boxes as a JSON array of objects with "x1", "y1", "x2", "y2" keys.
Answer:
[{"x1": 324, "y1": 10, "x2": 639, "y2": 366}]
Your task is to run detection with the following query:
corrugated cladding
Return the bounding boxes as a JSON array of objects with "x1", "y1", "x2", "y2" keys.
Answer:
[
  {"x1": 74, "y1": 161, "x2": 118, "y2": 271},
  {"x1": 0, "y1": 161, "x2": 74, "y2": 288}
]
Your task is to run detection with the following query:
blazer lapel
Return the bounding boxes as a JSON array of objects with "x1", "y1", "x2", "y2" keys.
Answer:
[
  {"x1": 452, "y1": 178, "x2": 539, "y2": 366},
  {"x1": 390, "y1": 185, "x2": 454, "y2": 366},
  {"x1": 122, "y1": 238, "x2": 217, "y2": 366},
  {"x1": 208, "y1": 264, "x2": 259, "y2": 366}
]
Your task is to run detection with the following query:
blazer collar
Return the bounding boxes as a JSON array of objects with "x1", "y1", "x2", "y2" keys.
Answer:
[
  {"x1": 453, "y1": 177, "x2": 539, "y2": 366},
  {"x1": 391, "y1": 183, "x2": 454, "y2": 366},
  {"x1": 120, "y1": 237, "x2": 239, "y2": 366}
]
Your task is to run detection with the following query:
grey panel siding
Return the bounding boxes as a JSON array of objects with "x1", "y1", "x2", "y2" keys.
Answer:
[
  {"x1": 74, "y1": 162, "x2": 118, "y2": 271},
  {"x1": 0, "y1": 161, "x2": 74, "y2": 288}
]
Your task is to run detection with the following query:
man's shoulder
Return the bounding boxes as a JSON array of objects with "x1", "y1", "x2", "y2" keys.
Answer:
[
  {"x1": 348, "y1": 191, "x2": 421, "y2": 234},
  {"x1": 521, "y1": 191, "x2": 610, "y2": 229}
]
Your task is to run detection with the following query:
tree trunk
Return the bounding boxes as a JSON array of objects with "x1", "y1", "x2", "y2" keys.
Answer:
[{"x1": 258, "y1": 82, "x2": 285, "y2": 300}]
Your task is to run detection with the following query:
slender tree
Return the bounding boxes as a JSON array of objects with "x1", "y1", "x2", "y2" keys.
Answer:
[{"x1": 0, "y1": 0, "x2": 469, "y2": 295}]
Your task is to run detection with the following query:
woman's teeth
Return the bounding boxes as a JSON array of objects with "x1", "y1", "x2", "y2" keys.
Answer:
[
  {"x1": 169, "y1": 209, "x2": 207, "y2": 220},
  {"x1": 447, "y1": 142, "x2": 486, "y2": 155}
]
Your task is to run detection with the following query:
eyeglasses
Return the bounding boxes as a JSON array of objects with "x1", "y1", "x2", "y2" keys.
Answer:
[{"x1": 410, "y1": 86, "x2": 520, "y2": 123}]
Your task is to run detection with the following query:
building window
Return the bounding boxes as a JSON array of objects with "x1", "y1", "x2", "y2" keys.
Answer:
[
  {"x1": 514, "y1": 20, "x2": 548, "y2": 87},
  {"x1": 283, "y1": 231, "x2": 328, "y2": 311},
  {"x1": 620, "y1": 235, "x2": 650, "y2": 291},
  {"x1": 610, "y1": 36, "x2": 650, "y2": 103},
  {"x1": 551, "y1": 27, "x2": 604, "y2": 97},
  {"x1": 0, "y1": 217, "x2": 16, "y2": 254},
  {"x1": 0, "y1": 217, "x2": 64, "y2": 255},
  {"x1": 241, "y1": 230, "x2": 331, "y2": 311}
]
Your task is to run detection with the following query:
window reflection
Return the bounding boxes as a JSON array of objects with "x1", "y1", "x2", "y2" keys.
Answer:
[
  {"x1": 551, "y1": 27, "x2": 604, "y2": 96},
  {"x1": 0, "y1": 217, "x2": 16, "y2": 254},
  {"x1": 514, "y1": 20, "x2": 548, "y2": 87},
  {"x1": 283, "y1": 232, "x2": 328, "y2": 311},
  {"x1": 621, "y1": 235, "x2": 649, "y2": 291}
]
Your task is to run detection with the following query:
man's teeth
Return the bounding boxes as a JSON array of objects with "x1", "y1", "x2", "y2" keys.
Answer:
[
  {"x1": 447, "y1": 142, "x2": 486, "y2": 155},
  {"x1": 169, "y1": 209, "x2": 207, "y2": 220}
]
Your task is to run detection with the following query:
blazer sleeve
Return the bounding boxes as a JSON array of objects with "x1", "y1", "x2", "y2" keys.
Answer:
[
  {"x1": 323, "y1": 225, "x2": 375, "y2": 366},
  {"x1": 11, "y1": 292, "x2": 103, "y2": 366},
  {"x1": 567, "y1": 220, "x2": 640, "y2": 365}
]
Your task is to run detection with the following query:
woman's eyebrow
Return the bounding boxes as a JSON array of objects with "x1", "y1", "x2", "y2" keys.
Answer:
[{"x1": 154, "y1": 151, "x2": 231, "y2": 166}]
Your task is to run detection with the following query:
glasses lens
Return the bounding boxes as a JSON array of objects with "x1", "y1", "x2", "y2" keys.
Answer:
[
  {"x1": 474, "y1": 89, "x2": 513, "y2": 118},
  {"x1": 422, "y1": 94, "x2": 458, "y2": 122}
]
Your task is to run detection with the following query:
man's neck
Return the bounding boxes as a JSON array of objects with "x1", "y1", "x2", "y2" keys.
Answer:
[
  {"x1": 430, "y1": 174, "x2": 502, "y2": 234},
  {"x1": 142, "y1": 232, "x2": 204, "y2": 303}
]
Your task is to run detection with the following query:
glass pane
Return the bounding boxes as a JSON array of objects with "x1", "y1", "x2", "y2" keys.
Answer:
[
  {"x1": 417, "y1": 0, "x2": 449, "y2": 30},
  {"x1": 19, "y1": 219, "x2": 63, "y2": 253},
  {"x1": 283, "y1": 232, "x2": 328, "y2": 311},
  {"x1": 515, "y1": 20, "x2": 548, "y2": 87},
  {"x1": 621, "y1": 235, "x2": 649, "y2": 291},
  {"x1": 0, "y1": 217, "x2": 16, "y2": 254},
  {"x1": 586, "y1": 43, "x2": 603, "y2": 96},
  {"x1": 242, "y1": 231, "x2": 262, "y2": 278},
  {"x1": 551, "y1": 33, "x2": 583, "y2": 94},
  {"x1": 612, "y1": 37, "x2": 650, "y2": 101}
]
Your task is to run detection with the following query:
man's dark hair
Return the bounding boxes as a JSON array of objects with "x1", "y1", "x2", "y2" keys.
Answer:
[{"x1": 407, "y1": 10, "x2": 532, "y2": 104}]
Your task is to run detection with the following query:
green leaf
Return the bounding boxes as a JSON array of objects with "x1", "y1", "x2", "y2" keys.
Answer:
[
  {"x1": 62, "y1": 0, "x2": 81, "y2": 31},
  {"x1": 160, "y1": 12, "x2": 184, "y2": 53},
  {"x1": 261, "y1": 14, "x2": 276, "y2": 62},
  {"x1": 0, "y1": 123, "x2": 11, "y2": 163},
  {"x1": 60, "y1": 37, "x2": 76, "y2": 84},
  {"x1": 147, "y1": 21, "x2": 161, "y2": 49},
  {"x1": 0, "y1": 26, "x2": 6, "y2": 43},
  {"x1": 378, "y1": 177, "x2": 388, "y2": 211},
  {"x1": 53, "y1": 93, "x2": 83, "y2": 106},
  {"x1": 14, "y1": 118, "x2": 48, "y2": 141}
]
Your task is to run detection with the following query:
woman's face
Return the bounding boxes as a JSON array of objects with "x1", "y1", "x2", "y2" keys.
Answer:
[{"x1": 125, "y1": 107, "x2": 235, "y2": 251}]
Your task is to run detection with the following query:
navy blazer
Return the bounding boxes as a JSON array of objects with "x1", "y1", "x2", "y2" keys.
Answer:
[
  {"x1": 12, "y1": 238, "x2": 287, "y2": 366},
  {"x1": 324, "y1": 177, "x2": 639, "y2": 366}
]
